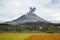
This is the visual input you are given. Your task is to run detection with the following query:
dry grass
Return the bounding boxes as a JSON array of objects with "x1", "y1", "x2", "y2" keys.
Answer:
[
  {"x1": 0, "y1": 33, "x2": 60, "y2": 40},
  {"x1": 25, "y1": 33, "x2": 60, "y2": 40}
]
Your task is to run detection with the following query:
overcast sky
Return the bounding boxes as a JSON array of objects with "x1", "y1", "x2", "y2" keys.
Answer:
[{"x1": 0, "y1": 0, "x2": 60, "y2": 23}]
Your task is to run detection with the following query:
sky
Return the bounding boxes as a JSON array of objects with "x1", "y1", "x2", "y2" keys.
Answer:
[{"x1": 0, "y1": 0, "x2": 60, "y2": 23}]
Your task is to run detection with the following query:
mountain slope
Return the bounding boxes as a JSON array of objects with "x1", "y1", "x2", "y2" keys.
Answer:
[
  {"x1": 5, "y1": 13, "x2": 50, "y2": 25},
  {"x1": 5, "y1": 7, "x2": 51, "y2": 25}
]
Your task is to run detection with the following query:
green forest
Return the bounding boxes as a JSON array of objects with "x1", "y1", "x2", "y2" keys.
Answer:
[{"x1": 0, "y1": 24, "x2": 60, "y2": 33}]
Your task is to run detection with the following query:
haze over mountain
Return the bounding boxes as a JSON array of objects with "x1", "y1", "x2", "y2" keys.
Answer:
[{"x1": 5, "y1": 7, "x2": 51, "y2": 25}]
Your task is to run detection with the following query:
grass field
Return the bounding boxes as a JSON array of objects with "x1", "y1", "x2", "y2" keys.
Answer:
[{"x1": 0, "y1": 33, "x2": 60, "y2": 40}]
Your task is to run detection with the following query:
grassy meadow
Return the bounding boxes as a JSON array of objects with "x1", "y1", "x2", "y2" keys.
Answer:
[
  {"x1": 0, "y1": 24, "x2": 60, "y2": 40},
  {"x1": 0, "y1": 33, "x2": 32, "y2": 40},
  {"x1": 0, "y1": 33, "x2": 60, "y2": 40}
]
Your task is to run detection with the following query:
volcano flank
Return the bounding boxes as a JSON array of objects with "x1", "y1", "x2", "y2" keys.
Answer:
[{"x1": 5, "y1": 7, "x2": 51, "y2": 25}]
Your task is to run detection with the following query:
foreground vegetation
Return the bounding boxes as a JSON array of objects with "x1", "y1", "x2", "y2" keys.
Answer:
[
  {"x1": 0, "y1": 24, "x2": 60, "y2": 33},
  {"x1": 0, "y1": 33, "x2": 60, "y2": 40},
  {"x1": 0, "y1": 33, "x2": 31, "y2": 40},
  {"x1": 0, "y1": 24, "x2": 60, "y2": 40},
  {"x1": 25, "y1": 33, "x2": 60, "y2": 40}
]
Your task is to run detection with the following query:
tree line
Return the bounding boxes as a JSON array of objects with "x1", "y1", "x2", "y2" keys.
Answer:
[{"x1": 0, "y1": 24, "x2": 60, "y2": 33}]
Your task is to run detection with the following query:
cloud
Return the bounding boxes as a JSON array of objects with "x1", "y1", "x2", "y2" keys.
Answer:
[
  {"x1": 46, "y1": 0, "x2": 60, "y2": 8},
  {"x1": 45, "y1": 0, "x2": 60, "y2": 22},
  {"x1": 0, "y1": 0, "x2": 51, "y2": 22},
  {"x1": 43, "y1": 8, "x2": 60, "y2": 22},
  {"x1": 0, "y1": 0, "x2": 60, "y2": 23}
]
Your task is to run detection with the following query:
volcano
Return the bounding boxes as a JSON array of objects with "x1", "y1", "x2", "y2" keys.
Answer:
[{"x1": 5, "y1": 7, "x2": 51, "y2": 25}]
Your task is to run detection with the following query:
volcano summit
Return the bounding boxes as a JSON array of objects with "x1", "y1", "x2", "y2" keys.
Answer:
[{"x1": 5, "y1": 7, "x2": 51, "y2": 25}]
